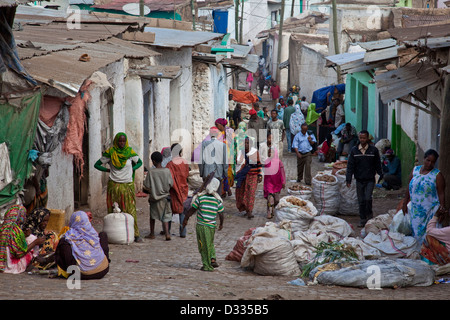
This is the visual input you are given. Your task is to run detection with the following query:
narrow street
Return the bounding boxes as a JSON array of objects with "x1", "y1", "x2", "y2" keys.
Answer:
[
  {"x1": 1, "y1": 2, "x2": 449, "y2": 308},
  {"x1": 3, "y1": 141, "x2": 450, "y2": 302}
]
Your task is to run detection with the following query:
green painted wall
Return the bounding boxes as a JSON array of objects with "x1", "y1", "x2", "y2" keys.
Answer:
[
  {"x1": 391, "y1": 109, "x2": 416, "y2": 186},
  {"x1": 74, "y1": 5, "x2": 182, "y2": 20},
  {"x1": 344, "y1": 72, "x2": 377, "y2": 136},
  {"x1": 396, "y1": 0, "x2": 413, "y2": 7}
]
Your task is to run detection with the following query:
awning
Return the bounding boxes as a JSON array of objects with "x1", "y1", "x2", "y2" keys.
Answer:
[
  {"x1": 279, "y1": 60, "x2": 289, "y2": 69},
  {"x1": 129, "y1": 65, "x2": 182, "y2": 79},
  {"x1": 374, "y1": 62, "x2": 440, "y2": 104},
  {"x1": 222, "y1": 54, "x2": 258, "y2": 73},
  {"x1": 403, "y1": 36, "x2": 450, "y2": 49},
  {"x1": 326, "y1": 39, "x2": 400, "y2": 75}
]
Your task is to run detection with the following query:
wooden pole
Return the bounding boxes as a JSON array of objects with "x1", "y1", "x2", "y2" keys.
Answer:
[
  {"x1": 191, "y1": 0, "x2": 196, "y2": 30},
  {"x1": 291, "y1": 0, "x2": 295, "y2": 17},
  {"x1": 439, "y1": 72, "x2": 450, "y2": 208},
  {"x1": 139, "y1": 0, "x2": 144, "y2": 16},
  {"x1": 331, "y1": 0, "x2": 342, "y2": 83},
  {"x1": 276, "y1": 0, "x2": 285, "y2": 82},
  {"x1": 235, "y1": 0, "x2": 239, "y2": 40},
  {"x1": 239, "y1": 0, "x2": 244, "y2": 44}
]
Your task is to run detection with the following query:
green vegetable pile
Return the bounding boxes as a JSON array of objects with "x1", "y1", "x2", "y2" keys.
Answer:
[{"x1": 301, "y1": 241, "x2": 359, "y2": 278}]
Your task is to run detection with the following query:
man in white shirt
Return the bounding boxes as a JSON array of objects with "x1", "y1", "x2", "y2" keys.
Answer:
[{"x1": 333, "y1": 98, "x2": 345, "y2": 128}]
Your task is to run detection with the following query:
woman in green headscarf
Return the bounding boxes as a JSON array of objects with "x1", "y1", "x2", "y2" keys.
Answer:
[{"x1": 95, "y1": 132, "x2": 143, "y2": 242}]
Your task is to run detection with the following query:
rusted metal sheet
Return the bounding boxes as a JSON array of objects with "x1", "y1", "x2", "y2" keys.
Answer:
[
  {"x1": 404, "y1": 36, "x2": 450, "y2": 49},
  {"x1": 388, "y1": 23, "x2": 450, "y2": 42},
  {"x1": 374, "y1": 62, "x2": 440, "y2": 103},
  {"x1": 358, "y1": 38, "x2": 397, "y2": 51},
  {"x1": 363, "y1": 46, "x2": 398, "y2": 63}
]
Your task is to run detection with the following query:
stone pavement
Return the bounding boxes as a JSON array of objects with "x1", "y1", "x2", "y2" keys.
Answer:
[{"x1": 3, "y1": 149, "x2": 450, "y2": 302}]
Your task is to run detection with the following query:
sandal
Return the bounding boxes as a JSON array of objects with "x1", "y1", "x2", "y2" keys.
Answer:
[
  {"x1": 247, "y1": 213, "x2": 254, "y2": 219},
  {"x1": 211, "y1": 259, "x2": 219, "y2": 268},
  {"x1": 200, "y1": 266, "x2": 214, "y2": 272},
  {"x1": 145, "y1": 233, "x2": 155, "y2": 239}
]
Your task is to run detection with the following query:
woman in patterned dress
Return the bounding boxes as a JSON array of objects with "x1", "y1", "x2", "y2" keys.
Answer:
[
  {"x1": 234, "y1": 137, "x2": 262, "y2": 219},
  {"x1": 94, "y1": 132, "x2": 143, "y2": 242},
  {"x1": 403, "y1": 149, "x2": 446, "y2": 246}
]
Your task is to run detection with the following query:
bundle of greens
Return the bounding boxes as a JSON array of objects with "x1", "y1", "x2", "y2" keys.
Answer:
[{"x1": 301, "y1": 241, "x2": 359, "y2": 278}]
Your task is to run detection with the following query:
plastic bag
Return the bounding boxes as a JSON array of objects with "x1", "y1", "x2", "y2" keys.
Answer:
[
  {"x1": 389, "y1": 203, "x2": 412, "y2": 236},
  {"x1": 309, "y1": 259, "x2": 435, "y2": 288},
  {"x1": 398, "y1": 213, "x2": 412, "y2": 236},
  {"x1": 335, "y1": 168, "x2": 359, "y2": 216}
]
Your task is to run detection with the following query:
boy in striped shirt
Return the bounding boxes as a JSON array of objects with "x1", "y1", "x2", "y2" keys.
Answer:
[{"x1": 183, "y1": 177, "x2": 224, "y2": 271}]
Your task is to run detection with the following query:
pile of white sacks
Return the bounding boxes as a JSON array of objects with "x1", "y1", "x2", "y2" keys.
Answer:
[{"x1": 238, "y1": 195, "x2": 439, "y2": 288}]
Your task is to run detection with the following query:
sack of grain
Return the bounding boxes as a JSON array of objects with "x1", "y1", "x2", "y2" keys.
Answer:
[
  {"x1": 103, "y1": 203, "x2": 135, "y2": 245},
  {"x1": 287, "y1": 184, "x2": 312, "y2": 200},
  {"x1": 312, "y1": 173, "x2": 340, "y2": 215},
  {"x1": 275, "y1": 196, "x2": 318, "y2": 232}
]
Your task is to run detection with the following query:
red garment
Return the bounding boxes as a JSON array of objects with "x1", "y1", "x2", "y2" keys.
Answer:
[
  {"x1": 166, "y1": 158, "x2": 190, "y2": 214},
  {"x1": 320, "y1": 140, "x2": 330, "y2": 155},
  {"x1": 269, "y1": 85, "x2": 280, "y2": 100}
]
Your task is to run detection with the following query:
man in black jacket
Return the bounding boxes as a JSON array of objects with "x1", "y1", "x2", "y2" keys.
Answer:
[{"x1": 346, "y1": 130, "x2": 383, "y2": 227}]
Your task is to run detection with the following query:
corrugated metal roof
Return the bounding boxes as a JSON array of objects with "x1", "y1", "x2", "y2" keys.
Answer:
[
  {"x1": 93, "y1": 0, "x2": 187, "y2": 12},
  {"x1": 325, "y1": 51, "x2": 365, "y2": 67},
  {"x1": 0, "y1": 0, "x2": 30, "y2": 7},
  {"x1": 222, "y1": 54, "x2": 258, "y2": 73},
  {"x1": 357, "y1": 38, "x2": 397, "y2": 51},
  {"x1": 143, "y1": 27, "x2": 223, "y2": 48},
  {"x1": 388, "y1": 23, "x2": 450, "y2": 42},
  {"x1": 363, "y1": 46, "x2": 399, "y2": 63},
  {"x1": 21, "y1": 47, "x2": 124, "y2": 95},
  {"x1": 20, "y1": 38, "x2": 160, "y2": 96},
  {"x1": 14, "y1": 23, "x2": 132, "y2": 59},
  {"x1": 374, "y1": 62, "x2": 440, "y2": 103},
  {"x1": 404, "y1": 36, "x2": 450, "y2": 49}
]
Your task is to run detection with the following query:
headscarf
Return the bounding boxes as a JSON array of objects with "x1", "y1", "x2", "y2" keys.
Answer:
[
  {"x1": 306, "y1": 103, "x2": 321, "y2": 125},
  {"x1": 191, "y1": 177, "x2": 223, "y2": 206},
  {"x1": 289, "y1": 104, "x2": 306, "y2": 136},
  {"x1": 102, "y1": 132, "x2": 138, "y2": 169},
  {"x1": 63, "y1": 211, "x2": 105, "y2": 272},
  {"x1": 275, "y1": 103, "x2": 284, "y2": 120},
  {"x1": 23, "y1": 207, "x2": 50, "y2": 238},
  {"x1": 0, "y1": 205, "x2": 28, "y2": 271},
  {"x1": 209, "y1": 126, "x2": 220, "y2": 138},
  {"x1": 215, "y1": 118, "x2": 228, "y2": 127}
]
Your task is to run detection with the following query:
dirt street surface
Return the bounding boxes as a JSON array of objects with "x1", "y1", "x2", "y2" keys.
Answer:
[{"x1": 2, "y1": 150, "x2": 450, "y2": 303}]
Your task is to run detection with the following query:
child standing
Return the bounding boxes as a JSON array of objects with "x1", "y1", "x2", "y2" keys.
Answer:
[{"x1": 183, "y1": 177, "x2": 224, "y2": 271}]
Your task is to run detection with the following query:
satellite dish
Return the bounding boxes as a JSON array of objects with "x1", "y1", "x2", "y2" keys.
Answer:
[{"x1": 122, "y1": 3, "x2": 151, "y2": 16}]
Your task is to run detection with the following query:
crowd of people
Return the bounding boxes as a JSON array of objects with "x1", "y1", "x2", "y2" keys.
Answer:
[{"x1": 0, "y1": 79, "x2": 449, "y2": 279}]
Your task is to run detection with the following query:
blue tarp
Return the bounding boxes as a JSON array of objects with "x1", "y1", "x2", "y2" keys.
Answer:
[
  {"x1": 0, "y1": 10, "x2": 37, "y2": 85},
  {"x1": 311, "y1": 84, "x2": 345, "y2": 113}
]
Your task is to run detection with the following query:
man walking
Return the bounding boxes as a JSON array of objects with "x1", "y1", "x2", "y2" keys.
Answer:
[
  {"x1": 267, "y1": 109, "x2": 285, "y2": 158},
  {"x1": 269, "y1": 80, "x2": 281, "y2": 108},
  {"x1": 346, "y1": 130, "x2": 383, "y2": 227},
  {"x1": 200, "y1": 127, "x2": 228, "y2": 182},
  {"x1": 292, "y1": 123, "x2": 316, "y2": 185},
  {"x1": 282, "y1": 99, "x2": 296, "y2": 153}
]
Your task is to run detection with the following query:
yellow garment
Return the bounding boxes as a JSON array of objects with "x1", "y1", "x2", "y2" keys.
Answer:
[{"x1": 57, "y1": 265, "x2": 70, "y2": 278}]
